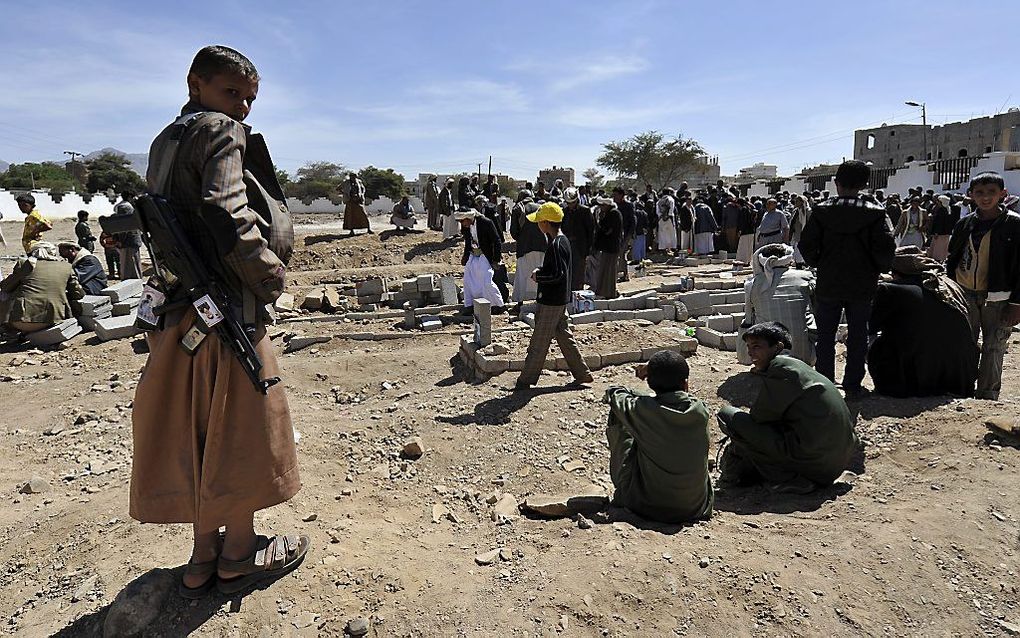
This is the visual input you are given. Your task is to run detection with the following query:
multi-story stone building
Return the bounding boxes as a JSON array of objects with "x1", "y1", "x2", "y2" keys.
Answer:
[
  {"x1": 854, "y1": 109, "x2": 1020, "y2": 167},
  {"x1": 537, "y1": 166, "x2": 574, "y2": 189}
]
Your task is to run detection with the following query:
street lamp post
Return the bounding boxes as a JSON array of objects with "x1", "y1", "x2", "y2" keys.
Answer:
[{"x1": 905, "y1": 101, "x2": 928, "y2": 162}]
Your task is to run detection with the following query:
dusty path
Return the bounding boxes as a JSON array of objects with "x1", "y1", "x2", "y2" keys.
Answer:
[{"x1": 1, "y1": 224, "x2": 1018, "y2": 637}]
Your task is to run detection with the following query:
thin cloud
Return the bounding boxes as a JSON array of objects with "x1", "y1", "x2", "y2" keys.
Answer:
[{"x1": 551, "y1": 54, "x2": 649, "y2": 92}]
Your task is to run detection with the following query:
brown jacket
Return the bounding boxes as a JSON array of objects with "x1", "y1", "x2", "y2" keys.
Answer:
[
  {"x1": 146, "y1": 102, "x2": 294, "y2": 310},
  {"x1": 0, "y1": 258, "x2": 84, "y2": 325}
]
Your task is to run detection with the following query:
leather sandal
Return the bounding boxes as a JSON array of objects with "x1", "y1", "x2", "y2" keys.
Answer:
[
  {"x1": 216, "y1": 534, "x2": 310, "y2": 595},
  {"x1": 178, "y1": 531, "x2": 225, "y2": 599}
]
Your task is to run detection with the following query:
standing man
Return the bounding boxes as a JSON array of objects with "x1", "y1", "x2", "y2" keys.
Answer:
[
  {"x1": 114, "y1": 190, "x2": 144, "y2": 279},
  {"x1": 561, "y1": 187, "x2": 595, "y2": 291},
  {"x1": 509, "y1": 193, "x2": 547, "y2": 310},
  {"x1": 613, "y1": 187, "x2": 635, "y2": 282},
  {"x1": 439, "y1": 178, "x2": 457, "y2": 239},
  {"x1": 457, "y1": 209, "x2": 505, "y2": 315},
  {"x1": 342, "y1": 172, "x2": 372, "y2": 236},
  {"x1": 721, "y1": 194, "x2": 741, "y2": 253},
  {"x1": 754, "y1": 198, "x2": 790, "y2": 250},
  {"x1": 514, "y1": 202, "x2": 592, "y2": 389},
  {"x1": 16, "y1": 194, "x2": 51, "y2": 255},
  {"x1": 75, "y1": 210, "x2": 97, "y2": 253},
  {"x1": 798, "y1": 160, "x2": 896, "y2": 398},
  {"x1": 133, "y1": 45, "x2": 307, "y2": 598},
  {"x1": 424, "y1": 175, "x2": 440, "y2": 231},
  {"x1": 592, "y1": 196, "x2": 622, "y2": 299},
  {"x1": 482, "y1": 174, "x2": 499, "y2": 198}
]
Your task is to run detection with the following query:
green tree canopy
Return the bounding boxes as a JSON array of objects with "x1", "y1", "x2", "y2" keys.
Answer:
[
  {"x1": 274, "y1": 165, "x2": 291, "y2": 188},
  {"x1": 358, "y1": 166, "x2": 405, "y2": 202},
  {"x1": 595, "y1": 131, "x2": 706, "y2": 191},
  {"x1": 582, "y1": 167, "x2": 605, "y2": 189},
  {"x1": 284, "y1": 161, "x2": 347, "y2": 202},
  {"x1": 1, "y1": 161, "x2": 77, "y2": 194},
  {"x1": 84, "y1": 152, "x2": 146, "y2": 194}
]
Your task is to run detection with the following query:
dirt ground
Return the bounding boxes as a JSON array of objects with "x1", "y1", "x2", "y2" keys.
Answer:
[{"x1": 1, "y1": 219, "x2": 1019, "y2": 637}]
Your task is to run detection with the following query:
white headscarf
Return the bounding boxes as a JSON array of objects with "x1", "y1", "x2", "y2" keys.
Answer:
[
  {"x1": 751, "y1": 243, "x2": 794, "y2": 294},
  {"x1": 29, "y1": 241, "x2": 61, "y2": 261}
]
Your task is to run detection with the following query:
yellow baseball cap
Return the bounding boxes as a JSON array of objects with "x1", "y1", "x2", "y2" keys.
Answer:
[{"x1": 526, "y1": 201, "x2": 564, "y2": 223}]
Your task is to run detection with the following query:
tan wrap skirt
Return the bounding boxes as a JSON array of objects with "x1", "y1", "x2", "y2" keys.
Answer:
[{"x1": 129, "y1": 309, "x2": 300, "y2": 533}]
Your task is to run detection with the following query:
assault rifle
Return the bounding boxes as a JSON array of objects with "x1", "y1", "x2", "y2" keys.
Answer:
[{"x1": 99, "y1": 195, "x2": 281, "y2": 394}]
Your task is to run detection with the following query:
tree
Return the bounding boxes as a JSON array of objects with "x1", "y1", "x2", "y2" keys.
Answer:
[
  {"x1": 595, "y1": 131, "x2": 706, "y2": 191},
  {"x1": 0, "y1": 161, "x2": 77, "y2": 194},
  {"x1": 582, "y1": 167, "x2": 605, "y2": 189},
  {"x1": 284, "y1": 161, "x2": 347, "y2": 202},
  {"x1": 358, "y1": 166, "x2": 405, "y2": 202},
  {"x1": 84, "y1": 152, "x2": 146, "y2": 194},
  {"x1": 275, "y1": 165, "x2": 291, "y2": 188}
]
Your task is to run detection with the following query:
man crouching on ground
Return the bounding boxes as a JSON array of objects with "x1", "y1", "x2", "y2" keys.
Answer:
[
  {"x1": 718, "y1": 322, "x2": 858, "y2": 495},
  {"x1": 131, "y1": 45, "x2": 308, "y2": 599},
  {"x1": 604, "y1": 350, "x2": 713, "y2": 524}
]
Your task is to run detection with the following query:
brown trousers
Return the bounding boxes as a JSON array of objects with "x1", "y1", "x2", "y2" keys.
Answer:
[
  {"x1": 518, "y1": 304, "x2": 591, "y2": 385},
  {"x1": 130, "y1": 309, "x2": 300, "y2": 533}
]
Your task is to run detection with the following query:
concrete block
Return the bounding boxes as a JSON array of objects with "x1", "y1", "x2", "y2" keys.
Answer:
[
  {"x1": 284, "y1": 335, "x2": 331, "y2": 353},
  {"x1": 678, "y1": 290, "x2": 711, "y2": 311},
  {"x1": 357, "y1": 294, "x2": 384, "y2": 305},
  {"x1": 274, "y1": 292, "x2": 295, "y2": 312},
  {"x1": 323, "y1": 287, "x2": 343, "y2": 311},
  {"x1": 698, "y1": 280, "x2": 723, "y2": 290},
  {"x1": 112, "y1": 298, "x2": 141, "y2": 316},
  {"x1": 602, "y1": 351, "x2": 641, "y2": 366},
  {"x1": 401, "y1": 278, "x2": 418, "y2": 293},
  {"x1": 571, "y1": 311, "x2": 605, "y2": 325},
  {"x1": 686, "y1": 318, "x2": 706, "y2": 327},
  {"x1": 93, "y1": 313, "x2": 142, "y2": 342},
  {"x1": 696, "y1": 326, "x2": 724, "y2": 349},
  {"x1": 660, "y1": 304, "x2": 677, "y2": 321},
  {"x1": 472, "y1": 299, "x2": 492, "y2": 347},
  {"x1": 476, "y1": 353, "x2": 508, "y2": 375},
  {"x1": 508, "y1": 358, "x2": 526, "y2": 372},
  {"x1": 403, "y1": 304, "x2": 417, "y2": 329},
  {"x1": 27, "y1": 318, "x2": 81, "y2": 346},
  {"x1": 356, "y1": 277, "x2": 386, "y2": 296},
  {"x1": 705, "y1": 314, "x2": 736, "y2": 332},
  {"x1": 301, "y1": 288, "x2": 324, "y2": 310},
  {"x1": 583, "y1": 354, "x2": 602, "y2": 370},
  {"x1": 439, "y1": 277, "x2": 459, "y2": 305},
  {"x1": 725, "y1": 291, "x2": 745, "y2": 304},
  {"x1": 607, "y1": 297, "x2": 635, "y2": 310},
  {"x1": 79, "y1": 295, "x2": 112, "y2": 316},
  {"x1": 416, "y1": 274, "x2": 437, "y2": 292},
  {"x1": 720, "y1": 332, "x2": 739, "y2": 351},
  {"x1": 633, "y1": 308, "x2": 665, "y2": 323},
  {"x1": 100, "y1": 279, "x2": 143, "y2": 302},
  {"x1": 603, "y1": 310, "x2": 635, "y2": 321},
  {"x1": 593, "y1": 299, "x2": 610, "y2": 310},
  {"x1": 714, "y1": 303, "x2": 744, "y2": 314},
  {"x1": 643, "y1": 297, "x2": 660, "y2": 309},
  {"x1": 629, "y1": 289, "x2": 657, "y2": 300}
]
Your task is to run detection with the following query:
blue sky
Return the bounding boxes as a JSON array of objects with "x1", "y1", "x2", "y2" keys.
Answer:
[{"x1": 1, "y1": 0, "x2": 1017, "y2": 181}]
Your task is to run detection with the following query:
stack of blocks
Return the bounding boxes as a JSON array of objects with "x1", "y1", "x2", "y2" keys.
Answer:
[
  {"x1": 388, "y1": 275, "x2": 459, "y2": 309},
  {"x1": 77, "y1": 295, "x2": 113, "y2": 332},
  {"x1": 90, "y1": 279, "x2": 144, "y2": 342}
]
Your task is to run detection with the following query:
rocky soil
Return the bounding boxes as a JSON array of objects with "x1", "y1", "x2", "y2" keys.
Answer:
[{"x1": 1, "y1": 220, "x2": 1019, "y2": 637}]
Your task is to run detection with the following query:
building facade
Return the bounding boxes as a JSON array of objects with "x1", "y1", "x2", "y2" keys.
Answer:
[
  {"x1": 737, "y1": 162, "x2": 778, "y2": 180},
  {"x1": 537, "y1": 166, "x2": 575, "y2": 189},
  {"x1": 854, "y1": 109, "x2": 1020, "y2": 167}
]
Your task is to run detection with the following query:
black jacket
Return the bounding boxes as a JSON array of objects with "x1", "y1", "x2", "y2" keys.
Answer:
[
  {"x1": 946, "y1": 208, "x2": 1020, "y2": 304},
  {"x1": 72, "y1": 254, "x2": 109, "y2": 295},
  {"x1": 619, "y1": 199, "x2": 636, "y2": 238},
  {"x1": 798, "y1": 195, "x2": 896, "y2": 301},
  {"x1": 562, "y1": 203, "x2": 595, "y2": 257},
  {"x1": 535, "y1": 234, "x2": 572, "y2": 306},
  {"x1": 462, "y1": 215, "x2": 502, "y2": 267},
  {"x1": 594, "y1": 207, "x2": 623, "y2": 253},
  {"x1": 509, "y1": 202, "x2": 548, "y2": 256},
  {"x1": 634, "y1": 207, "x2": 649, "y2": 236}
]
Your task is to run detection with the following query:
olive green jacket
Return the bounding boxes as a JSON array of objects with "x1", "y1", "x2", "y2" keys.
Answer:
[{"x1": 605, "y1": 387, "x2": 713, "y2": 524}]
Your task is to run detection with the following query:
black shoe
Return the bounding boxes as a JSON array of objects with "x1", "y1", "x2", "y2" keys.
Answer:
[{"x1": 492, "y1": 306, "x2": 507, "y2": 315}]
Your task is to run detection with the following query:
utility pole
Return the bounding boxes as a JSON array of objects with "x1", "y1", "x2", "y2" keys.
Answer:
[
  {"x1": 487, "y1": 155, "x2": 492, "y2": 181},
  {"x1": 477, "y1": 163, "x2": 482, "y2": 181},
  {"x1": 905, "y1": 101, "x2": 928, "y2": 161},
  {"x1": 64, "y1": 150, "x2": 83, "y2": 163}
]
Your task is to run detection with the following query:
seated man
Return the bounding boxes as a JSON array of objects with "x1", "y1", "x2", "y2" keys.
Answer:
[
  {"x1": 57, "y1": 241, "x2": 109, "y2": 295},
  {"x1": 718, "y1": 322, "x2": 858, "y2": 494},
  {"x1": 738, "y1": 243, "x2": 816, "y2": 366},
  {"x1": 390, "y1": 195, "x2": 418, "y2": 231},
  {"x1": 604, "y1": 350, "x2": 713, "y2": 524},
  {"x1": 867, "y1": 246, "x2": 978, "y2": 397},
  {"x1": 0, "y1": 242, "x2": 85, "y2": 334}
]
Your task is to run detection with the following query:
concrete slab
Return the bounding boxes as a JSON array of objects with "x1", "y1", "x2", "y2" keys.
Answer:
[
  {"x1": 79, "y1": 295, "x2": 112, "y2": 316},
  {"x1": 633, "y1": 308, "x2": 665, "y2": 323},
  {"x1": 439, "y1": 277, "x2": 459, "y2": 305},
  {"x1": 93, "y1": 313, "x2": 142, "y2": 342},
  {"x1": 472, "y1": 299, "x2": 492, "y2": 347},
  {"x1": 100, "y1": 279, "x2": 143, "y2": 303},
  {"x1": 696, "y1": 326, "x2": 724, "y2": 349},
  {"x1": 27, "y1": 318, "x2": 82, "y2": 346}
]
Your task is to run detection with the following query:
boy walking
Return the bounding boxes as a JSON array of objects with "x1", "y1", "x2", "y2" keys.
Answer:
[
  {"x1": 798, "y1": 160, "x2": 896, "y2": 398},
  {"x1": 515, "y1": 202, "x2": 593, "y2": 389},
  {"x1": 946, "y1": 172, "x2": 1020, "y2": 399},
  {"x1": 131, "y1": 45, "x2": 308, "y2": 598}
]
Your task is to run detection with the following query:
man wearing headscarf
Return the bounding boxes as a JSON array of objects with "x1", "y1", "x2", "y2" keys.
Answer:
[
  {"x1": 342, "y1": 173, "x2": 372, "y2": 235},
  {"x1": 0, "y1": 242, "x2": 85, "y2": 334},
  {"x1": 457, "y1": 209, "x2": 505, "y2": 314},
  {"x1": 561, "y1": 187, "x2": 595, "y2": 291},
  {"x1": 509, "y1": 193, "x2": 548, "y2": 308},
  {"x1": 439, "y1": 178, "x2": 458, "y2": 239},
  {"x1": 424, "y1": 175, "x2": 441, "y2": 231},
  {"x1": 754, "y1": 199, "x2": 790, "y2": 251},
  {"x1": 737, "y1": 243, "x2": 816, "y2": 366},
  {"x1": 58, "y1": 241, "x2": 109, "y2": 295},
  {"x1": 592, "y1": 196, "x2": 622, "y2": 298},
  {"x1": 926, "y1": 195, "x2": 960, "y2": 261},
  {"x1": 867, "y1": 246, "x2": 978, "y2": 397}
]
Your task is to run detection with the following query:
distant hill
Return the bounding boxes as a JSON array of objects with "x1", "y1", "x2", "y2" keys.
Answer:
[
  {"x1": 0, "y1": 159, "x2": 9, "y2": 173},
  {"x1": 84, "y1": 148, "x2": 148, "y2": 176}
]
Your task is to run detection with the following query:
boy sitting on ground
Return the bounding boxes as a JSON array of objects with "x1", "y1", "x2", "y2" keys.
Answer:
[
  {"x1": 718, "y1": 322, "x2": 858, "y2": 494},
  {"x1": 604, "y1": 350, "x2": 713, "y2": 524}
]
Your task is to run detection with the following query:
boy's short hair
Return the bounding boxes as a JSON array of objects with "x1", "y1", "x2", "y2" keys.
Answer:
[
  {"x1": 646, "y1": 350, "x2": 690, "y2": 394},
  {"x1": 742, "y1": 321, "x2": 792, "y2": 350},
  {"x1": 15, "y1": 193, "x2": 35, "y2": 206},
  {"x1": 77, "y1": 210, "x2": 88, "y2": 219},
  {"x1": 969, "y1": 171, "x2": 1005, "y2": 191},
  {"x1": 834, "y1": 160, "x2": 869, "y2": 190},
  {"x1": 189, "y1": 45, "x2": 260, "y2": 82}
]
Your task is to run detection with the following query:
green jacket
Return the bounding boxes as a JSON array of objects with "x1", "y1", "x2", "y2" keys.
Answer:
[
  {"x1": 0, "y1": 258, "x2": 84, "y2": 326},
  {"x1": 605, "y1": 387, "x2": 713, "y2": 524},
  {"x1": 745, "y1": 355, "x2": 857, "y2": 483}
]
